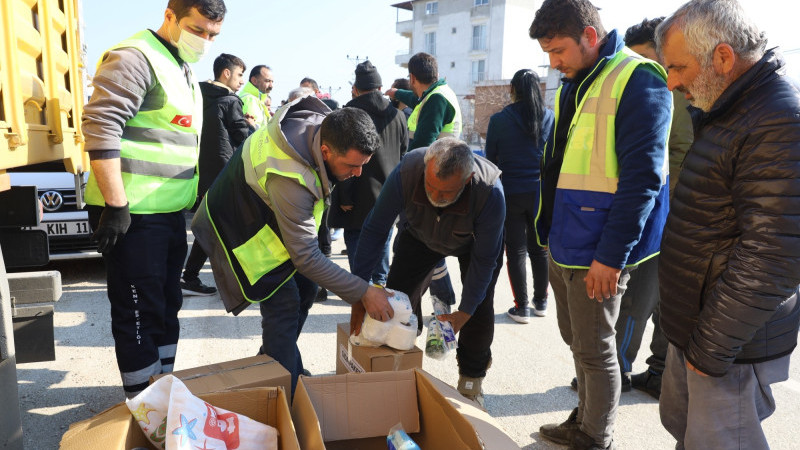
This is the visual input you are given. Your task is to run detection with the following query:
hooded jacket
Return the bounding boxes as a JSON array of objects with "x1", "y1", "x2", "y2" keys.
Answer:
[
  {"x1": 659, "y1": 49, "x2": 800, "y2": 376},
  {"x1": 329, "y1": 90, "x2": 408, "y2": 229},
  {"x1": 197, "y1": 80, "x2": 252, "y2": 197}
]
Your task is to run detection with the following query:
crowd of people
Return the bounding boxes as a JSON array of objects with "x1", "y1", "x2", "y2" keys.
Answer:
[{"x1": 81, "y1": 0, "x2": 800, "y2": 448}]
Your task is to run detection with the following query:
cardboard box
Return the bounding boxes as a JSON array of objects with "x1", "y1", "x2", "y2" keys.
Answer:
[
  {"x1": 292, "y1": 369, "x2": 520, "y2": 450},
  {"x1": 151, "y1": 354, "x2": 291, "y2": 396},
  {"x1": 60, "y1": 386, "x2": 300, "y2": 450},
  {"x1": 335, "y1": 322, "x2": 422, "y2": 374}
]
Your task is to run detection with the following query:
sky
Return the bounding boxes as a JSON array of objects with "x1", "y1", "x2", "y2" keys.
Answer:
[{"x1": 79, "y1": 0, "x2": 800, "y2": 107}]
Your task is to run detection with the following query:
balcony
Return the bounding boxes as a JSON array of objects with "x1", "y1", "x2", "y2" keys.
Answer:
[
  {"x1": 471, "y1": 4, "x2": 490, "y2": 17},
  {"x1": 395, "y1": 50, "x2": 411, "y2": 67},
  {"x1": 396, "y1": 19, "x2": 413, "y2": 37}
]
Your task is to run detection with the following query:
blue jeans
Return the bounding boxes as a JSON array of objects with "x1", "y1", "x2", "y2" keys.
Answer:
[
  {"x1": 344, "y1": 228, "x2": 391, "y2": 286},
  {"x1": 660, "y1": 344, "x2": 789, "y2": 450},
  {"x1": 258, "y1": 272, "x2": 316, "y2": 396}
]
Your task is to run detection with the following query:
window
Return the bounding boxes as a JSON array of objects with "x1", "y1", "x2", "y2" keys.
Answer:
[
  {"x1": 425, "y1": 32, "x2": 437, "y2": 55},
  {"x1": 472, "y1": 24, "x2": 487, "y2": 51},
  {"x1": 474, "y1": 0, "x2": 489, "y2": 5},
  {"x1": 425, "y1": 1, "x2": 438, "y2": 15},
  {"x1": 471, "y1": 60, "x2": 486, "y2": 84}
]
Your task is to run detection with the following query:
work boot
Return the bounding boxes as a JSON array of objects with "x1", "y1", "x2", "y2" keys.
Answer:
[
  {"x1": 457, "y1": 376, "x2": 485, "y2": 408},
  {"x1": 569, "y1": 428, "x2": 616, "y2": 450},
  {"x1": 630, "y1": 370, "x2": 662, "y2": 400},
  {"x1": 540, "y1": 407, "x2": 581, "y2": 445}
]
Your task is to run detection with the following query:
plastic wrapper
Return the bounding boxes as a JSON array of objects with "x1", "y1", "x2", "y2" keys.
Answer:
[
  {"x1": 425, "y1": 297, "x2": 458, "y2": 360},
  {"x1": 387, "y1": 423, "x2": 421, "y2": 450},
  {"x1": 350, "y1": 289, "x2": 419, "y2": 351}
]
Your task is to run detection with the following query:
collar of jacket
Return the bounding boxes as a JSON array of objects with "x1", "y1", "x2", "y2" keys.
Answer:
[
  {"x1": 561, "y1": 29, "x2": 625, "y2": 103},
  {"x1": 417, "y1": 78, "x2": 447, "y2": 102},
  {"x1": 411, "y1": 170, "x2": 473, "y2": 216},
  {"x1": 241, "y1": 81, "x2": 264, "y2": 98},
  {"x1": 207, "y1": 79, "x2": 234, "y2": 93},
  {"x1": 345, "y1": 90, "x2": 392, "y2": 115},
  {"x1": 696, "y1": 48, "x2": 783, "y2": 125}
]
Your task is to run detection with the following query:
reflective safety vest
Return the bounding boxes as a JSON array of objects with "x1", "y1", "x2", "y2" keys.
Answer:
[
  {"x1": 85, "y1": 30, "x2": 202, "y2": 214},
  {"x1": 239, "y1": 82, "x2": 270, "y2": 129},
  {"x1": 204, "y1": 119, "x2": 325, "y2": 303},
  {"x1": 408, "y1": 83, "x2": 462, "y2": 140},
  {"x1": 546, "y1": 47, "x2": 670, "y2": 269}
]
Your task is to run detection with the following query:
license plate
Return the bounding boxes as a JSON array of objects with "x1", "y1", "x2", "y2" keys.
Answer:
[{"x1": 37, "y1": 220, "x2": 91, "y2": 237}]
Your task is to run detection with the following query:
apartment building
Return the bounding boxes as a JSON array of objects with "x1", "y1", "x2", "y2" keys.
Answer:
[{"x1": 392, "y1": 0, "x2": 544, "y2": 144}]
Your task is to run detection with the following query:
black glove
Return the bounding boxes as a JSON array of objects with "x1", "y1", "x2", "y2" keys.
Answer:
[{"x1": 93, "y1": 203, "x2": 131, "y2": 254}]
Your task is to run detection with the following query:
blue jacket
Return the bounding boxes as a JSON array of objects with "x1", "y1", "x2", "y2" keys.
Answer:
[
  {"x1": 536, "y1": 30, "x2": 671, "y2": 269},
  {"x1": 485, "y1": 103, "x2": 554, "y2": 195}
]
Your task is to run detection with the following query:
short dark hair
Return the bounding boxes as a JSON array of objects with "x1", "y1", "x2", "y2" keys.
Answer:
[
  {"x1": 408, "y1": 53, "x2": 438, "y2": 84},
  {"x1": 320, "y1": 107, "x2": 380, "y2": 157},
  {"x1": 392, "y1": 78, "x2": 410, "y2": 91},
  {"x1": 529, "y1": 0, "x2": 606, "y2": 43},
  {"x1": 249, "y1": 65, "x2": 270, "y2": 81},
  {"x1": 212, "y1": 53, "x2": 245, "y2": 80},
  {"x1": 625, "y1": 17, "x2": 664, "y2": 48},
  {"x1": 168, "y1": 0, "x2": 226, "y2": 21},
  {"x1": 300, "y1": 77, "x2": 319, "y2": 91}
]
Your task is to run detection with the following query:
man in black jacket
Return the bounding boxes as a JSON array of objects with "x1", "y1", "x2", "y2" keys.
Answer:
[
  {"x1": 181, "y1": 53, "x2": 253, "y2": 296},
  {"x1": 330, "y1": 61, "x2": 407, "y2": 284},
  {"x1": 656, "y1": 1, "x2": 800, "y2": 448}
]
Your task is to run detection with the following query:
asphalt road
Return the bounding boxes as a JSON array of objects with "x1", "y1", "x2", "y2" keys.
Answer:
[{"x1": 16, "y1": 229, "x2": 800, "y2": 449}]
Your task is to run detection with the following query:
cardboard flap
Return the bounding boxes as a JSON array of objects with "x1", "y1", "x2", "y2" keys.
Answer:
[
  {"x1": 150, "y1": 355, "x2": 291, "y2": 395},
  {"x1": 419, "y1": 370, "x2": 521, "y2": 449},
  {"x1": 302, "y1": 371, "x2": 420, "y2": 442}
]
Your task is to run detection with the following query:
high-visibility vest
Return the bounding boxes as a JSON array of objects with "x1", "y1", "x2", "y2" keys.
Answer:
[
  {"x1": 239, "y1": 81, "x2": 270, "y2": 129},
  {"x1": 546, "y1": 47, "x2": 670, "y2": 269},
  {"x1": 205, "y1": 119, "x2": 325, "y2": 303},
  {"x1": 408, "y1": 83, "x2": 462, "y2": 140},
  {"x1": 85, "y1": 30, "x2": 202, "y2": 214}
]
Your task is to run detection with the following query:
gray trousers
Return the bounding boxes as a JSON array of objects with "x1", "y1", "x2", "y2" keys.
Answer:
[
  {"x1": 550, "y1": 259, "x2": 631, "y2": 448},
  {"x1": 660, "y1": 344, "x2": 790, "y2": 450}
]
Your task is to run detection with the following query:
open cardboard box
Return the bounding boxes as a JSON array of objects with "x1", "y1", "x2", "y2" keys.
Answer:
[
  {"x1": 60, "y1": 387, "x2": 299, "y2": 449},
  {"x1": 336, "y1": 322, "x2": 422, "y2": 374},
  {"x1": 292, "y1": 369, "x2": 519, "y2": 449},
  {"x1": 151, "y1": 354, "x2": 291, "y2": 396}
]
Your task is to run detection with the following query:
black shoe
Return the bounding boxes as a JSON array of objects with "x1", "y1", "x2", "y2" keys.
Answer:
[
  {"x1": 315, "y1": 286, "x2": 327, "y2": 302},
  {"x1": 570, "y1": 374, "x2": 631, "y2": 392},
  {"x1": 507, "y1": 306, "x2": 531, "y2": 324},
  {"x1": 340, "y1": 248, "x2": 348, "y2": 255},
  {"x1": 630, "y1": 370, "x2": 662, "y2": 399},
  {"x1": 301, "y1": 368, "x2": 312, "y2": 377},
  {"x1": 540, "y1": 407, "x2": 581, "y2": 445},
  {"x1": 180, "y1": 277, "x2": 217, "y2": 296},
  {"x1": 569, "y1": 429, "x2": 616, "y2": 450}
]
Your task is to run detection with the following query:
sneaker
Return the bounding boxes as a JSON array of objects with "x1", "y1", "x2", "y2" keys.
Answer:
[
  {"x1": 507, "y1": 306, "x2": 531, "y2": 324},
  {"x1": 540, "y1": 407, "x2": 581, "y2": 445},
  {"x1": 532, "y1": 297, "x2": 548, "y2": 317},
  {"x1": 571, "y1": 374, "x2": 631, "y2": 392},
  {"x1": 630, "y1": 370, "x2": 662, "y2": 400},
  {"x1": 180, "y1": 277, "x2": 217, "y2": 296},
  {"x1": 315, "y1": 286, "x2": 327, "y2": 302},
  {"x1": 330, "y1": 228, "x2": 344, "y2": 241}
]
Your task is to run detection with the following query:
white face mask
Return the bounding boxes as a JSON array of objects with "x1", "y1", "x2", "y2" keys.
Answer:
[{"x1": 171, "y1": 26, "x2": 211, "y2": 63}]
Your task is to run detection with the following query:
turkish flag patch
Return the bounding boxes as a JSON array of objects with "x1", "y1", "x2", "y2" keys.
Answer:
[{"x1": 171, "y1": 115, "x2": 193, "y2": 127}]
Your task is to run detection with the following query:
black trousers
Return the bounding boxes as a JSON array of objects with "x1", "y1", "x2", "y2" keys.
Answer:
[
  {"x1": 503, "y1": 192, "x2": 549, "y2": 306},
  {"x1": 183, "y1": 240, "x2": 207, "y2": 281},
  {"x1": 386, "y1": 229, "x2": 503, "y2": 378},
  {"x1": 90, "y1": 208, "x2": 186, "y2": 396}
]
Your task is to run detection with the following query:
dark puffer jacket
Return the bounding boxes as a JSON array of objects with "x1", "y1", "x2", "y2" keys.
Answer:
[
  {"x1": 659, "y1": 49, "x2": 800, "y2": 377},
  {"x1": 197, "y1": 81, "x2": 253, "y2": 197}
]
